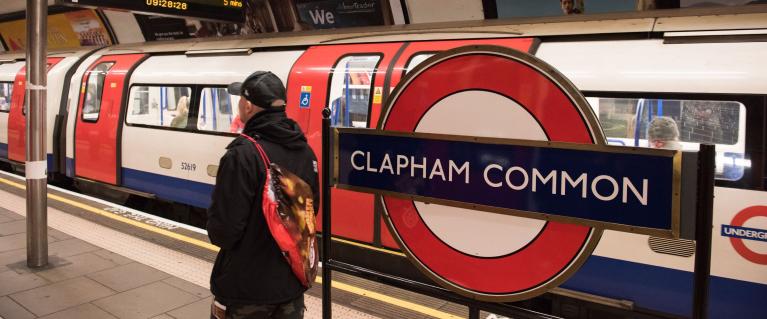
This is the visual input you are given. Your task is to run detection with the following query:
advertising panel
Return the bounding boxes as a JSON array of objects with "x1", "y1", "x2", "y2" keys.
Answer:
[
  {"x1": 295, "y1": 0, "x2": 386, "y2": 29},
  {"x1": 0, "y1": 10, "x2": 111, "y2": 51}
]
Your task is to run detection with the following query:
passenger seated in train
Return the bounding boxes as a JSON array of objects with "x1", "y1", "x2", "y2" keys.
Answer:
[
  {"x1": 170, "y1": 96, "x2": 189, "y2": 128},
  {"x1": 82, "y1": 83, "x2": 99, "y2": 116},
  {"x1": 648, "y1": 116, "x2": 682, "y2": 150},
  {"x1": 560, "y1": 0, "x2": 584, "y2": 14}
]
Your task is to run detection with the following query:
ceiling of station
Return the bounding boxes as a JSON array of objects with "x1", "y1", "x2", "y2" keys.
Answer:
[{"x1": 1, "y1": 0, "x2": 57, "y2": 15}]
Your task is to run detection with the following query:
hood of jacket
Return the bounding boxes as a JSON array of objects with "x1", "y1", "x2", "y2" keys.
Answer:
[{"x1": 241, "y1": 108, "x2": 306, "y2": 149}]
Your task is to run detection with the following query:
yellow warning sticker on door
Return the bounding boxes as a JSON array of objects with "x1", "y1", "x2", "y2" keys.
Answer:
[{"x1": 373, "y1": 86, "x2": 382, "y2": 104}]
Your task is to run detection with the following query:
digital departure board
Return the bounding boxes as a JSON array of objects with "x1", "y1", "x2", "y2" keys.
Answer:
[{"x1": 57, "y1": 0, "x2": 245, "y2": 23}]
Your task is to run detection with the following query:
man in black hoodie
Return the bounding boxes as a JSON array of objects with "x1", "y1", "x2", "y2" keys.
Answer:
[{"x1": 208, "y1": 71, "x2": 319, "y2": 319}]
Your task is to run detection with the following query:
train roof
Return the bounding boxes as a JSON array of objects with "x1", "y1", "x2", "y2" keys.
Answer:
[
  {"x1": 2, "y1": 5, "x2": 767, "y2": 59},
  {"x1": 0, "y1": 47, "x2": 98, "y2": 63},
  {"x1": 100, "y1": 5, "x2": 767, "y2": 55}
]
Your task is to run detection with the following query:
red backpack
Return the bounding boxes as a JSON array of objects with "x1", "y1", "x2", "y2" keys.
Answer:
[{"x1": 241, "y1": 134, "x2": 318, "y2": 288}]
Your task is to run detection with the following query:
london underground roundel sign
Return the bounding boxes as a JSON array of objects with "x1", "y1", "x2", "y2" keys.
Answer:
[
  {"x1": 724, "y1": 206, "x2": 767, "y2": 265},
  {"x1": 377, "y1": 45, "x2": 605, "y2": 301}
]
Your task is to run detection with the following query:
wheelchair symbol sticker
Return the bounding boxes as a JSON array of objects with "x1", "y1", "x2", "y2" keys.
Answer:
[{"x1": 300, "y1": 92, "x2": 311, "y2": 108}]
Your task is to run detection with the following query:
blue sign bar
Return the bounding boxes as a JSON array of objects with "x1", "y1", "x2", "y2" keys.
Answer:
[
  {"x1": 722, "y1": 225, "x2": 767, "y2": 242},
  {"x1": 335, "y1": 129, "x2": 681, "y2": 236}
]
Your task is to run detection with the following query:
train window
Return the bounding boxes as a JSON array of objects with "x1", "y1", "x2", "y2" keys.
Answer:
[
  {"x1": 590, "y1": 97, "x2": 747, "y2": 181},
  {"x1": 81, "y1": 62, "x2": 114, "y2": 122},
  {"x1": 126, "y1": 85, "x2": 192, "y2": 129},
  {"x1": 403, "y1": 53, "x2": 435, "y2": 76},
  {"x1": 197, "y1": 87, "x2": 240, "y2": 133},
  {"x1": 0, "y1": 82, "x2": 11, "y2": 112},
  {"x1": 327, "y1": 55, "x2": 381, "y2": 128}
]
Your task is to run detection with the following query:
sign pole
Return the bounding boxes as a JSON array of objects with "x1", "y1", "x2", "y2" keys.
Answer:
[
  {"x1": 26, "y1": 0, "x2": 49, "y2": 268},
  {"x1": 321, "y1": 107, "x2": 332, "y2": 319},
  {"x1": 469, "y1": 306, "x2": 480, "y2": 319},
  {"x1": 692, "y1": 144, "x2": 715, "y2": 319}
]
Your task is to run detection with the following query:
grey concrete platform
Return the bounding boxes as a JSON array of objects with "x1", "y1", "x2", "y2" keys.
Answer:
[
  {"x1": 0, "y1": 171, "x2": 484, "y2": 319},
  {"x1": 0, "y1": 205, "x2": 404, "y2": 319},
  {"x1": 0, "y1": 208, "x2": 214, "y2": 319}
]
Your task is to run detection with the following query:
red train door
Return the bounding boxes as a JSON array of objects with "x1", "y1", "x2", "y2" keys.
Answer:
[
  {"x1": 7, "y1": 58, "x2": 64, "y2": 164},
  {"x1": 377, "y1": 38, "x2": 539, "y2": 248},
  {"x1": 286, "y1": 43, "x2": 403, "y2": 244},
  {"x1": 74, "y1": 54, "x2": 146, "y2": 185}
]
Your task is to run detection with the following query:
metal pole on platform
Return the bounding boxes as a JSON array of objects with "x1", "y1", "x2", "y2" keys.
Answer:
[
  {"x1": 26, "y1": 0, "x2": 49, "y2": 268},
  {"x1": 692, "y1": 144, "x2": 715, "y2": 319},
  {"x1": 321, "y1": 107, "x2": 332, "y2": 319}
]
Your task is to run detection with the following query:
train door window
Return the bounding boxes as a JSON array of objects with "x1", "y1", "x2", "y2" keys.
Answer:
[
  {"x1": 81, "y1": 62, "x2": 115, "y2": 122},
  {"x1": 403, "y1": 53, "x2": 435, "y2": 76},
  {"x1": 327, "y1": 55, "x2": 381, "y2": 128},
  {"x1": 197, "y1": 87, "x2": 240, "y2": 133},
  {"x1": 126, "y1": 85, "x2": 192, "y2": 129},
  {"x1": 0, "y1": 82, "x2": 11, "y2": 112},
  {"x1": 590, "y1": 97, "x2": 746, "y2": 181}
]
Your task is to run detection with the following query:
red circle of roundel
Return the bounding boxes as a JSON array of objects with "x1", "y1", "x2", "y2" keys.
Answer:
[
  {"x1": 382, "y1": 53, "x2": 596, "y2": 296},
  {"x1": 729, "y1": 206, "x2": 767, "y2": 265}
]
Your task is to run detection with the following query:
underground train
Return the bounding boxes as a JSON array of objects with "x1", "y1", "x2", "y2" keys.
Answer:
[{"x1": 0, "y1": 8, "x2": 765, "y2": 319}]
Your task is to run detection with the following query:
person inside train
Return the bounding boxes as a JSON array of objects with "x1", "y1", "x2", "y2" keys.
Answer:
[
  {"x1": 207, "y1": 71, "x2": 319, "y2": 319},
  {"x1": 560, "y1": 0, "x2": 584, "y2": 14},
  {"x1": 170, "y1": 96, "x2": 189, "y2": 128},
  {"x1": 647, "y1": 116, "x2": 682, "y2": 150},
  {"x1": 82, "y1": 83, "x2": 99, "y2": 115}
]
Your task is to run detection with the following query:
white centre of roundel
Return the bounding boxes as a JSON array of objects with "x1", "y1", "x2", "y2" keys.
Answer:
[
  {"x1": 743, "y1": 216, "x2": 767, "y2": 254},
  {"x1": 414, "y1": 90, "x2": 548, "y2": 258}
]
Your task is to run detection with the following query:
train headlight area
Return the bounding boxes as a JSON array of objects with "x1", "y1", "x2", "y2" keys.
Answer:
[{"x1": 0, "y1": 170, "x2": 482, "y2": 319}]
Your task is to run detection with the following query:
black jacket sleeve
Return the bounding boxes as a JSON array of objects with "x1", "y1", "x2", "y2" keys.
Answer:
[{"x1": 207, "y1": 146, "x2": 257, "y2": 249}]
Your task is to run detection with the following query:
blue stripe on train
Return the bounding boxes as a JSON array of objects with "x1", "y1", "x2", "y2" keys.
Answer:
[
  {"x1": 66, "y1": 157, "x2": 73, "y2": 177},
  {"x1": 0, "y1": 151, "x2": 54, "y2": 171},
  {"x1": 563, "y1": 255, "x2": 767, "y2": 318},
  {"x1": 0, "y1": 146, "x2": 53, "y2": 167},
  {"x1": 121, "y1": 167, "x2": 213, "y2": 208},
  {"x1": 46, "y1": 154, "x2": 53, "y2": 172}
]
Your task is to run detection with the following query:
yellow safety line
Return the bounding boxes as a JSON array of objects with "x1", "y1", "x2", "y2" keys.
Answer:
[
  {"x1": 0, "y1": 176, "x2": 404, "y2": 256},
  {"x1": 315, "y1": 276, "x2": 462, "y2": 319},
  {"x1": 0, "y1": 177, "x2": 220, "y2": 252},
  {"x1": 0, "y1": 175, "x2": 458, "y2": 319}
]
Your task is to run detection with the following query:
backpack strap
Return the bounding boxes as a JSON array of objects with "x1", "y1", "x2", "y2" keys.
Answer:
[{"x1": 239, "y1": 133, "x2": 271, "y2": 167}]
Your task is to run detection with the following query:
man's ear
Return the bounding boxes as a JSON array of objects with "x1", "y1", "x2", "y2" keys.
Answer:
[{"x1": 244, "y1": 100, "x2": 256, "y2": 114}]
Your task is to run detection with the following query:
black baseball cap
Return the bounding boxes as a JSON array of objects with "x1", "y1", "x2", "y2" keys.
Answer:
[{"x1": 227, "y1": 71, "x2": 286, "y2": 108}]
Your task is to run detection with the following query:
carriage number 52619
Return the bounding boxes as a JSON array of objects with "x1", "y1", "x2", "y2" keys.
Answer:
[{"x1": 181, "y1": 162, "x2": 197, "y2": 171}]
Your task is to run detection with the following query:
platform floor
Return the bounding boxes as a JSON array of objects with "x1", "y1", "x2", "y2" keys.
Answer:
[{"x1": 0, "y1": 171, "x2": 483, "y2": 319}]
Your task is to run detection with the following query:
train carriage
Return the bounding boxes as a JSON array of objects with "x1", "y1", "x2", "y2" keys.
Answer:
[{"x1": 0, "y1": 9, "x2": 765, "y2": 318}]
